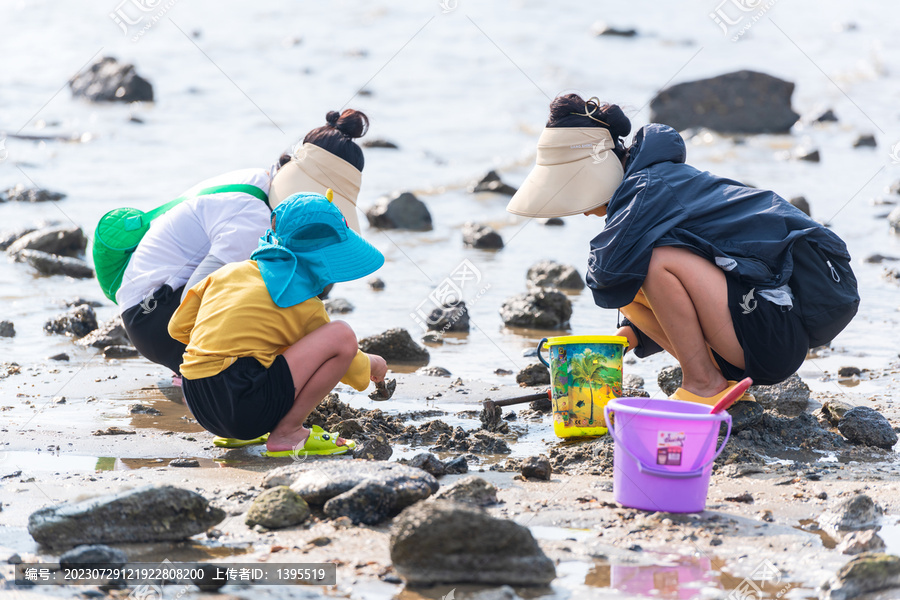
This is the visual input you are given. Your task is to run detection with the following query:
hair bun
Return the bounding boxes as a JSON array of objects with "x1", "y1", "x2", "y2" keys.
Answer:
[
  {"x1": 331, "y1": 109, "x2": 369, "y2": 139},
  {"x1": 601, "y1": 104, "x2": 631, "y2": 140},
  {"x1": 325, "y1": 111, "x2": 341, "y2": 126}
]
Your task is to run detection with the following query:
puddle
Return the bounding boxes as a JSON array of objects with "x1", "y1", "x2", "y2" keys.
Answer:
[
  {"x1": 120, "y1": 540, "x2": 253, "y2": 563},
  {"x1": 0, "y1": 450, "x2": 223, "y2": 473},
  {"x1": 794, "y1": 519, "x2": 837, "y2": 549}
]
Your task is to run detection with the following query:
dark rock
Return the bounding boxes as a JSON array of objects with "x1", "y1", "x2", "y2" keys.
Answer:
[
  {"x1": 0, "y1": 226, "x2": 38, "y2": 250},
  {"x1": 64, "y1": 297, "x2": 103, "y2": 308},
  {"x1": 69, "y1": 56, "x2": 154, "y2": 103},
  {"x1": 795, "y1": 147, "x2": 820, "y2": 162},
  {"x1": 433, "y1": 476, "x2": 498, "y2": 506},
  {"x1": 92, "y1": 427, "x2": 134, "y2": 436},
  {"x1": 6, "y1": 225, "x2": 86, "y2": 257},
  {"x1": 836, "y1": 530, "x2": 886, "y2": 555},
  {"x1": 749, "y1": 374, "x2": 810, "y2": 416},
  {"x1": 323, "y1": 298, "x2": 354, "y2": 314},
  {"x1": 530, "y1": 397, "x2": 552, "y2": 412},
  {"x1": 128, "y1": 404, "x2": 161, "y2": 415},
  {"x1": 853, "y1": 134, "x2": 877, "y2": 148},
  {"x1": 1, "y1": 184, "x2": 66, "y2": 203},
  {"x1": 59, "y1": 545, "x2": 128, "y2": 570},
  {"x1": 469, "y1": 170, "x2": 517, "y2": 196},
  {"x1": 789, "y1": 196, "x2": 811, "y2": 216},
  {"x1": 317, "y1": 283, "x2": 333, "y2": 300},
  {"x1": 368, "y1": 378, "x2": 396, "y2": 401},
  {"x1": 542, "y1": 217, "x2": 565, "y2": 226},
  {"x1": 657, "y1": 366, "x2": 683, "y2": 396},
  {"x1": 526, "y1": 260, "x2": 585, "y2": 290},
  {"x1": 813, "y1": 109, "x2": 838, "y2": 123},
  {"x1": 865, "y1": 254, "x2": 899, "y2": 264},
  {"x1": 359, "y1": 328, "x2": 429, "y2": 364},
  {"x1": 27, "y1": 485, "x2": 224, "y2": 549},
  {"x1": 649, "y1": 70, "x2": 800, "y2": 134},
  {"x1": 500, "y1": 289, "x2": 572, "y2": 329},
  {"x1": 443, "y1": 456, "x2": 468, "y2": 475},
  {"x1": 406, "y1": 452, "x2": 446, "y2": 477},
  {"x1": 334, "y1": 418, "x2": 364, "y2": 439},
  {"x1": 819, "y1": 494, "x2": 883, "y2": 534},
  {"x1": 44, "y1": 305, "x2": 98, "y2": 338},
  {"x1": 352, "y1": 434, "x2": 393, "y2": 460},
  {"x1": 417, "y1": 366, "x2": 451, "y2": 377},
  {"x1": 168, "y1": 459, "x2": 199, "y2": 468},
  {"x1": 426, "y1": 301, "x2": 469, "y2": 332},
  {"x1": 368, "y1": 277, "x2": 385, "y2": 290},
  {"x1": 324, "y1": 480, "x2": 395, "y2": 524},
  {"x1": 462, "y1": 222, "x2": 504, "y2": 249},
  {"x1": 366, "y1": 192, "x2": 433, "y2": 231},
  {"x1": 516, "y1": 363, "x2": 550, "y2": 387},
  {"x1": 592, "y1": 21, "x2": 638, "y2": 37},
  {"x1": 724, "y1": 491, "x2": 754, "y2": 503},
  {"x1": 822, "y1": 553, "x2": 900, "y2": 600},
  {"x1": 433, "y1": 429, "x2": 510, "y2": 455},
  {"x1": 0, "y1": 321, "x2": 14, "y2": 338},
  {"x1": 362, "y1": 139, "x2": 399, "y2": 149},
  {"x1": 103, "y1": 345, "x2": 138, "y2": 359},
  {"x1": 494, "y1": 368, "x2": 513, "y2": 376},
  {"x1": 49, "y1": 353, "x2": 69, "y2": 361},
  {"x1": 820, "y1": 399, "x2": 855, "y2": 427},
  {"x1": 390, "y1": 500, "x2": 556, "y2": 585},
  {"x1": 422, "y1": 332, "x2": 443, "y2": 344},
  {"x1": 76, "y1": 316, "x2": 130, "y2": 349},
  {"x1": 244, "y1": 486, "x2": 309, "y2": 529},
  {"x1": 838, "y1": 407, "x2": 898, "y2": 449},
  {"x1": 16, "y1": 249, "x2": 93, "y2": 278},
  {"x1": 727, "y1": 400, "x2": 764, "y2": 433},
  {"x1": 838, "y1": 366, "x2": 861, "y2": 377},
  {"x1": 520, "y1": 455, "x2": 551, "y2": 480}
]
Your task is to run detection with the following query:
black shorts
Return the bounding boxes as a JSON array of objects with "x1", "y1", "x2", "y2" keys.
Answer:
[
  {"x1": 121, "y1": 285, "x2": 186, "y2": 374},
  {"x1": 181, "y1": 355, "x2": 295, "y2": 440},
  {"x1": 711, "y1": 276, "x2": 809, "y2": 386}
]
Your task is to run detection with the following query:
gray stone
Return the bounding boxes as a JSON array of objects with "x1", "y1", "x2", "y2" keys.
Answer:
[
  {"x1": 649, "y1": 70, "x2": 799, "y2": 134},
  {"x1": 323, "y1": 480, "x2": 395, "y2": 524},
  {"x1": 406, "y1": 452, "x2": 446, "y2": 477},
  {"x1": 542, "y1": 217, "x2": 565, "y2": 226},
  {"x1": 749, "y1": 374, "x2": 810, "y2": 416},
  {"x1": 352, "y1": 434, "x2": 393, "y2": 460},
  {"x1": 69, "y1": 56, "x2": 154, "y2": 103},
  {"x1": 323, "y1": 298, "x2": 354, "y2": 314},
  {"x1": 6, "y1": 225, "x2": 86, "y2": 258},
  {"x1": 853, "y1": 134, "x2": 877, "y2": 148},
  {"x1": 521, "y1": 455, "x2": 551, "y2": 480},
  {"x1": 657, "y1": 366, "x2": 682, "y2": 396},
  {"x1": 245, "y1": 486, "x2": 309, "y2": 529},
  {"x1": 838, "y1": 407, "x2": 898, "y2": 449},
  {"x1": 103, "y1": 345, "x2": 139, "y2": 359},
  {"x1": 789, "y1": 196, "x2": 811, "y2": 216},
  {"x1": 819, "y1": 494, "x2": 883, "y2": 535},
  {"x1": 263, "y1": 461, "x2": 438, "y2": 510},
  {"x1": 516, "y1": 363, "x2": 550, "y2": 387},
  {"x1": 417, "y1": 366, "x2": 451, "y2": 377},
  {"x1": 368, "y1": 277, "x2": 385, "y2": 290},
  {"x1": 59, "y1": 545, "x2": 128, "y2": 570},
  {"x1": 837, "y1": 529, "x2": 886, "y2": 555},
  {"x1": 838, "y1": 366, "x2": 862, "y2": 377},
  {"x1": 443, "y1": 456, "x2": 469, "y2": 474},
  {"x1": 1, "y1": 184, "x2": 66, "y2": 203},
  {"x1": 366, "y1": 192, "x2": 433, "y2": 231},
  {"x1": 0, "y1": 321, "x2": 14, "y2": 338},
  {"x1": 592, "y1": 21, "x2": 638, "y2": 37},
  {"x1": 28, "y1": 485, "x2": 224, "y2": 549},
  {"x1": 462, "y1": 222, "x2": 504, "y2": 249},
  {"x1": 813, "y1": 109, "x2": 838, "y2": 123},
  {"x1": 426, "y1": 301, "x2": 469, "y2": 332},
  {"x1": 168, "y1": 458, "x2": 199, "y2": 468},
  {"x1": 0, "y1": 226, "x2": 37, "y2": 250},
  {"x1": 623, "y1": 374, "x2": 644, "y2": 389},
  {"x1": 44, "y1": 305, "x2": 98, "y2": 339},
  {"x1": 433, "y1": 476, "x2": 498, "y2": 506},
  {"x1": 727, "y1": 400, "x2": 764, "y2": 433},
  {"x1": 77, "y1": 316, "x2": 130, "y2": 349},
  {"x1": 820, "y1": 399, "x2": 855, "y2": 427},
  {"x1": 794, "y1": 147, "x2": 820, "y2": 162},
  {"x1": 500, "y1": 289, "x2": 572, "y2": 329},
  {"x1": 821, "y1": 553, "x2": 900, "y2": 600},
  {"x1": 526, "y1": 260, "x2": 585, "y2": 290},
  {"x1": 359, "y1": 328, "x2": 429, "y2": 364},
  {"x1": 362, "y1": 139, "x2": 398, "y2": 149},
  {"x1": 390, "y1": 500, "x2": 556, "y2": 586},
  {"x1": 469, "y1": 170, "x2": 517, "y2": 196},
  {"x1": 16, "y1": 249, "x2": 93, "y2": 279}
]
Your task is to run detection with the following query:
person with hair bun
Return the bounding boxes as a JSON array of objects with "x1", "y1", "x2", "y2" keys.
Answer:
[
  {"x1": 119, "y1": 109, "x2": 371, "y2": 380},
  {"x1": 508, "y1": 94, "x2": 856, "y2": 405}
]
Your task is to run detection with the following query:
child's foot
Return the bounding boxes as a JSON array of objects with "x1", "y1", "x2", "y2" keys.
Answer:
[{"x1": 265, "y1": 425, "x2": 355, "y2": 457}]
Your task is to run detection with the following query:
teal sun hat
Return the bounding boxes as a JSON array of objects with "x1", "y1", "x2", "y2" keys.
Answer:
[{"x1": 251, "y1": 192, "x2": 384, "y2": 308}]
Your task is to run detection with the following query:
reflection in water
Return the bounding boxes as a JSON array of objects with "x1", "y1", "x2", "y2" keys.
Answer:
[{"x1": 587, "y1": 555, "x2": 719, "y2": 599}]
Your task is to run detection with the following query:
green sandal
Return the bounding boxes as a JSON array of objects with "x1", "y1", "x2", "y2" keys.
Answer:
[
  {"x1": 213, "y1": 433, "x2": 269, "y2": 448},
  {"x1": 263, "y1": 425, "x2": 356, "y2": 458}
]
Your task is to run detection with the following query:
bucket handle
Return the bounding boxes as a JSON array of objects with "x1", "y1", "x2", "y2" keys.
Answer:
[
  {"x1": 537, "y1": 338, "x2": 550, "y2": 367},
  {"x1": 604, "y1": 404, "x2": 732, "y2": 479}
]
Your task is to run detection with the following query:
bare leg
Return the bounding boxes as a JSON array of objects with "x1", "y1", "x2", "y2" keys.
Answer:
[
  {"x1": 637, "y1": 247, "x2": 744, "y2": 398},
  {"x1": 266, "y1": 321, "x2": 359, "y2": 452}
]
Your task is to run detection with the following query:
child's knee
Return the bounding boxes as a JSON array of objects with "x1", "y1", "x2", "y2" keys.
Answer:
[{"x1": 329, "y1": 321, "x2": 358, "y2": 354}]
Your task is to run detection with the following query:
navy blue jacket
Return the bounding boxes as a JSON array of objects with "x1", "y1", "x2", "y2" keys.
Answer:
[{"x1": 586, "y1": 124, "x2": 850, "y2": 312}]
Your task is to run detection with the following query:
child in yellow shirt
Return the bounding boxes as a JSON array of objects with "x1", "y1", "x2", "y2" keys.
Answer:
[{"x1": 169, "y1": 192, "x2": 387, "y2": 456}]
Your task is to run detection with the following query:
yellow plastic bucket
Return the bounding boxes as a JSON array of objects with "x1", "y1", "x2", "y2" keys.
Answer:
[{"x1": 537, "y1": 335, "x2": 628, "y2": 438}]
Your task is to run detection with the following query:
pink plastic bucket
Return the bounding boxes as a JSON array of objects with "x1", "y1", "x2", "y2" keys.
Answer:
[{"x1": 604, "y1": 397, "x2": 732, "y2": 513}]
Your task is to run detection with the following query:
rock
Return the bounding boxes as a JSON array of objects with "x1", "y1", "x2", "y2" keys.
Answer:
[
  {"x1": 323, "y1": 298, "x2": 354, "y2": 314},
  {"x1": 76, "y1": 316, "x2": 130, "y2": 349},
  {"x1": 500, "y1": 289, "x2": 572, "y2": 329},
  {"x1": 59, "y1": 545, "x2": 128, "y2": 570},
  {"x1": 16, "y1": 249, "x2": 93, "y2": 279},
  {"x1": 422, "y1": 332, "x2": 443, "y2": 344},
  {"x1": 68, "y1": 56, "x2": 154, "y2": 103},
  {"x1": 542, "y1": 217, "x2": 565, "y2": 226},
  {"x1": 417, "y1": 366, "x2": 451, "y2": 377},
  {"x1": 530, "y1": 397, "x2": 552, "y2": 412},
  {"x1": 49, "y1": 352, "x2": 69, "y2": 361},
  {"x1": 837, "y1": 530, "x2": 886, "y2": 555},
  {"x1": 789, "y1": 196, "x2": 811, "y2": 216},
  {"x1": 526, "y1": 260, "x2": 585, "y2": 290},
  {"x1": 820, "y1": 399, "x2": 855, "y2": 427},
  {"x1": 433, "y1": 476, "x2": 498, "y2": 506},
  {"x1": 366, "y1": 192, "x2": 433, "y2": 231},
  {"x1": 853, "y1": 134, "x2": 877, "y2": 148},
  {"x1": 368, "y1": 277, "x2": 385, "y2": 290},
  {"x1": 362, "y1": 139, "x2": 399, "y2": 149},
  {"x1": 352, "y1": 434, "x2": 393, "y2": 460},
  {"x1": 27, "y1": 485, "x2": 224, "y2": 549},
  {"x1": 516, "y1": 363, "x2": 550, "y2": 387},
  {"x1": 318, "y1": 283, "x2": 333, "y2": 299},
  {"x1": 649, "y1": 70, "x2": 799, "y2": 134},
  {"x1": 426, "y1": 301, "x2": 469, "y2": 332},
  {"x1": 390, "y1": 500, "x2": 556, "y2": 585},
  {"x1": 169, "y1": 458, "x2": 199, "y2": 468},
  {"x1": 821, "y1": 553, "x2": 900, "y2": 600},
  {"x1": 103, "y1": 345, "x2": 138, "y2": 359},
  {"x1": 813, "y1": 109, "x2": 838, "y2": 123},
  {"x1": 368, "y1": 378, "x2": 396, "y2": 401},
  {"x1": 245, "y1": 486, "x2": 309, "y2": 529},
  {"x1": 462, "y1": 222, "x2": 504, "y2": 249},
  {"x1": 1, "y1": 184, "x2": 66, "y2": 203},
  {"x1": 406, "y1": 452, "x2": 446, "y2": 477},
  {"x1": 0, "y1": 226, "x2": 38, "y2": 250},
  {"x1": 889, "y1": 206, "x2": 900, "y2": 234},
  {"x1": 494, "y1": 368, "x2": 513, "y2": 376},
  {"x1": 44, "y1": 305, "x2": 98, "y2": 338},
  {"x1": 128, "y1": 404, "x2": 161, "y2": 415},
  {"x1": 520, "y1": 455, "x2": 551, "y2": 480},
  {"x1": 64, "y1": 297, "x2": 103, "y2": 308},
  {"x1": 749, "y1": 374, "x2": 810, "y2": 416},
  {"x1": 819, "y1": 494, "x2": 883, "y2": 534},
  {"x1": 838, "y1": 366, "x2": 861, "y2": 377},
  {"x1": 724, "y1": 491, "x2": 754, "y2": 503},
  {"x1": 794, "y1": 147, "x2": 820, "y2": 162},
  {"x1": 359, "y1": 328, "x2": 429, "y2": 364},
  {"x1": 623, "y1": 374, "x2": 644, "y2": 389},
  {"x1": 727, "y1": 400, "x2": 764, "y2": 432},
  {"x1": 324, "y1": 480, "x2": 395, "y2": 524},
  {"x1": 6, "y1": 225, "x2": 86, "y2": 258},
  {"x1": 838, "y1": 407, "x2": 898, "y2": 449},
  {"x1": 444, "y1": 456, "x2": 469, "y2": 474},
  {"x1": 469, "y1": 170, "x2": 517, "y2": 196},
  {"x1": 657, "y1": 366, "x2": 683, "y2": 396},
  {"x1": 92, "y1": 427, "x2": 134, "y2": 436},
  {"x1": 0, "y1": 321, "x2": 14, "y2": 338},
  {"x1": 592, "y1": 21, "x2": 638, "y2": 37}
]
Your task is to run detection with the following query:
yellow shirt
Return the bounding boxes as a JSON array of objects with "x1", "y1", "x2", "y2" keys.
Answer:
[{"x1": 168, "y1": 260, "x2": 370, "y2": 390}]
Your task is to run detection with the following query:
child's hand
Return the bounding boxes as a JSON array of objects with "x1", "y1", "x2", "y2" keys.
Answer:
[{"x1": 368, "y1": 354, "x2": 388, "y2": 383}]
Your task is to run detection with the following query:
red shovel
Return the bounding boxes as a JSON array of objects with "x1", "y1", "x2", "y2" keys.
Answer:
[{"x1": 709, "y1": 377, "x2": 753, "y2": 414}]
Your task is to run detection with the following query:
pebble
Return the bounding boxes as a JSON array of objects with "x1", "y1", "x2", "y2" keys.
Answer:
[
  {"x1": 520, "y1": 455, "x2": 552, "y2": 480},
  {"x1": 433, "y1": 476, "x2": 498, "y2": 506},
  {"x1": 515, "y1": 363, "x2": 550, "y2": 387},
  {"x1": 838, "y1": 407, "x2": 898, "y2": 449},
  {"x1": 244, "y1": 486, "x2": 309, "y2": 529}
]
